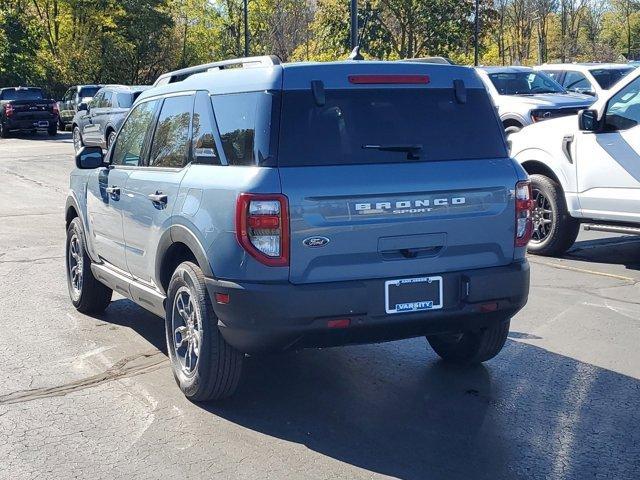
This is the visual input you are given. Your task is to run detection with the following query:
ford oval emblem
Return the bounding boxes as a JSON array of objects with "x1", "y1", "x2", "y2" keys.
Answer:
[{"x1": 303, "y1": 236, "x2": 330, "y2": 248}]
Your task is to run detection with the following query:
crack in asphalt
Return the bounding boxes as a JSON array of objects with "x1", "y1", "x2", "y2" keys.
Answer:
[
  {"x1": 0, "y1": 255, "x2": 64, "y2": 264},
  {"x1": 0, "y1": 350, "x2": 168, "y2": 406},
  {"x1": 0, "y1": 167, "x2": 66, "y2": 193}
]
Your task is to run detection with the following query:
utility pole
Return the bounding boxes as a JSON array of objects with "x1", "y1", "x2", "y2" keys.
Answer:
[
  {"x1": 244, "y1": 0, "x2": 249, "y2": 57},
  {"x1": 350, "y1": 0, "x2": 358, "y2": 50},
  {"x1": 474, "y1": 0, "x2": 480, "y2": 66}
]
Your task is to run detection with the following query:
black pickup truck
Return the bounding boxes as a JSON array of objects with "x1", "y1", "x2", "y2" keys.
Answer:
[{"x1": 0, "y1": 87, "x2": 59, "y2": 138}]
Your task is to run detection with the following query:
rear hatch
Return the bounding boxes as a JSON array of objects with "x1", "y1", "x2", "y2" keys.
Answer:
[
  {"x1": 278, "y1": 62, "x2": 519, "y2": 284},
  {"x1": 2, "y1": 88, "x2": 56, "y2": 121}
]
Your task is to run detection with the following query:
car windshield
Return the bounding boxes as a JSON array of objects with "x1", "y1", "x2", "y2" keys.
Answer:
[
  {"x1": 1, "y1": 88, "x2": 43, "y2": 101},
  {"x1": 277, "y1": 87, "x2": 507, "y2": 166},
  {"x1": 79, "y1": 86, "x2": 100, "y2": 98},
  {"x1": 590, "y1": 68, "x2": 634, "y2": 90},
  {"x1": 488, "y1": 72, "x2": 565, "y2": 95}
]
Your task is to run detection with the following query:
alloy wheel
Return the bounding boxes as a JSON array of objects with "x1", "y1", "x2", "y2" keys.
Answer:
[
  {"x1": 73, "y1": 128, "x2": 82, "y2": 153},
  {"x1": 531, "y1": 188, "x2": 554, "y2": 243},
  {"x1": 172, "y1": 287, "x2": 202, "y2": 376},
  {"x1": 67, "y1": 233, "x2": 83, "y2": 299}
]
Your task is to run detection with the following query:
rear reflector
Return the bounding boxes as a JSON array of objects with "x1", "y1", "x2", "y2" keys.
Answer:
[
  {"x1": 327, "y1": 318, "x2": 351, "y2": 329},
  {"x1": 215, "y1": 293, "x2": 230, "y2": 304},
  {"x1": 348, "y1": 75, "x2": 430, "y2": 85},
  {"x1": 479, "y1": 302, "x2": 498, "y2": 313}
]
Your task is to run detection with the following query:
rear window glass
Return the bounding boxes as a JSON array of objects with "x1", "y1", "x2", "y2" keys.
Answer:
[
  {"x1": 277, "y1": 88, "x2": 506, "y2": 166},
  {"x1": 590, "y1": 68, "x2": 634, "y2": 90},
  {"x1": 79, "y1": 87, "x2": 100, "y2": 98},
  {"x1": 1, "y1": 89, "x2": 43, "y2": 101},
  {"x1": 210, "y1": 92, "x2": 276, "y2": 166},
  {"x1": 116, "y1": 93, "x2": 134, "y2": 108}
]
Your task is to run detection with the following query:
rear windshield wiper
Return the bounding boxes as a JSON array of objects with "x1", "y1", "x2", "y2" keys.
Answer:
[{"x1": 362, "y1": 144, "x2": 423, "y2": 160}]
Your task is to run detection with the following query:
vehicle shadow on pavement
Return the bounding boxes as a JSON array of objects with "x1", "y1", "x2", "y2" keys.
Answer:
[
  {"x1": 100, "y1": 299, "x2": 639, "y2": 480},
  {"x1": 566, "y1": 235, "x2": 640, "y2": 272},
  {"x1": 2, "y1": 131, "x2": 72, "y2": 142},
  {"x1": 202, "y1": 338, "x2": 640, "y2": 480}
]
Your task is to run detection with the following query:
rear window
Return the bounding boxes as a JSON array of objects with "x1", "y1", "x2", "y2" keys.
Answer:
[
  {"x1": 277, "y1": 87, "x2": 506, "y2": 166},
  {"x1": 590, "y1": 68, "x2": 634, "y2": 90},
  {"x1": 79, "y1": 86, "x2": 100, "y2": 99},
  {"x1": 117, "y1": 93, "x2": 134, "y2": 108},
  {"x1": 1, "y1": 88, "x2": 43, "y2": 101}
]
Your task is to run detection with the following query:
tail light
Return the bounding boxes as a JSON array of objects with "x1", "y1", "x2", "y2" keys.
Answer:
[
  {"x1": 52, "y1": 103, "x2": 59, "y2": 116},
  {"x1": 515, "y1": 181, "x2": 533, "y2": 247},
  {"x1": 236, "y1": 193, "x2": 289, "y2": 266},
  {"x1": 5, "y1": 104, "x2": 13, "y2": 117}
]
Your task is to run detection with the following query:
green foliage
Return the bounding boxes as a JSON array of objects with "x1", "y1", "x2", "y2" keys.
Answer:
[{"x1": 0, "y1": 0, "x2": 637, "y2": 95}]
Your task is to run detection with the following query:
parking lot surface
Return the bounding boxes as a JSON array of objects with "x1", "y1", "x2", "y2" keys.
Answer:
[{"x1": 0, "y1": 133, "x2": 639, "y2": 480}]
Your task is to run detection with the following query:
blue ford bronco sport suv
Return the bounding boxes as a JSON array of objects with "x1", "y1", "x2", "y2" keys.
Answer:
[{"x1": 65, "y1": 56, "x2": 532, "y2": 400}]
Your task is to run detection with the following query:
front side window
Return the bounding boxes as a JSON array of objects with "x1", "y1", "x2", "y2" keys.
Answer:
[
  {"x1": 111, "y1": 100, "x2": 159, "y2": 166},
  {"x1": 63, "y1": 89, "x2": 74, "y2": 102},
  {"x1": 605, "y1": 76, "x2": 640, "y2": 131},
  {"x1": 116, "y1": 93, "x2": 134, "y2": 108},
  {"x1": 101, "y1": 92, "x2": 113, "y2": 108},
  {"x1": 91, "y1": 92, "x2": 104, "y2": 108},
  {"x1": 211, "y1": 92, "x2": 275, "y2": 166},
  {"x1": 563, "y1": 71, "x2": 592, "y2": 94},
  {"x1": 148, "y1": 95, "x2": 193, "y2": 168},
  {"x1": 488, "y1": 72, "x2": 564, "y2": 95}
]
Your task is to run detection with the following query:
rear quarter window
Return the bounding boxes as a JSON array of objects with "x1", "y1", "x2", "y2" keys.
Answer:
[
  {"x1": 210, "y1": 92, "x2": 277, "y2": 166},
  {"x1": 277, "y1": 87, "x2": 507, "y2": 166}
]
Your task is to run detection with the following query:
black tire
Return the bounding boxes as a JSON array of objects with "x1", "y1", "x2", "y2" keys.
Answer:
[
  {"x1": 166, "y1": 261, "x2": 243, "y2": 401},
  {"x1": 427, "y1": 319, "x2": 510, "y2": 364},
  {"x1": 504, "y1": 124, "x2": 522, "y2": 135},
  {"x1": 58, "y1": 118, "x2": 65, "y2": 131},
  {"x1": 48, "y1": 124, "x2": 57, "y2": 136},
  {"x1": 0, "y1": 122, "x2": 9, "y2": 138},
  {"x1": 66, "y1": 217, "x2": 113, "y2": 314},
  {"x1": 527, "y1": 174, "x2": 580, "y2": 256}
]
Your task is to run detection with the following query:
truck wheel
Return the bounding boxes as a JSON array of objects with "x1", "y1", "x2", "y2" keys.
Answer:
[
  {"x1": 166, "y1": 261, "x2": 243, "y2": 401},
  {"x1": 66, "y1": 218, "x2": 113, "y2": 314},
  {"x1": 527, "y1": 174, "x2": 579, "y2": 256},
  {"x1": 58, "y1": 119, "x2": 66, "y2": 131},
  {"x1": 48, "y1": 124, "x2": 57, "y2": 136},
  {"x1": 72, "y1": 126, "x2": 83, "y2": 153},
  {"x1": 427, "y1": 319, "x2": 510, "y2": 364}
]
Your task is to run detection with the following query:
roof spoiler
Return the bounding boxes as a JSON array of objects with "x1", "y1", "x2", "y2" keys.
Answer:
[{"x1": 153, "y1": 55, "x2": 282, "y2": 86}]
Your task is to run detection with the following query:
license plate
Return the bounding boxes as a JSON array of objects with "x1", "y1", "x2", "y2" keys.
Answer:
[{"x1": 385, "y1": 276, "x2": 443, "y2": 314}]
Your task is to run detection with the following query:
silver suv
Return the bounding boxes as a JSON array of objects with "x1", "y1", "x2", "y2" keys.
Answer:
[{"x1": 477, "y1": 66, "x2": 594, "y2": 134}]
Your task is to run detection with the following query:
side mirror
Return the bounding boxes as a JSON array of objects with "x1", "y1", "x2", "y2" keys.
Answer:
[
  {"x1": 578, "y1": 109, "x2": 600, "y2": 132},
  {"x1": 75, "y1": 146, "x2": 105, "y2": 169},
  {"x1": 78, "y1": 102, "x2": 88, "y2": 112}
]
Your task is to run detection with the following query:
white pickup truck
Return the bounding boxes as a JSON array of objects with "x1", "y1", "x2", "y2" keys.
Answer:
[{"x1": 510, "y1": 67, "x2": 640, "y2": 256}]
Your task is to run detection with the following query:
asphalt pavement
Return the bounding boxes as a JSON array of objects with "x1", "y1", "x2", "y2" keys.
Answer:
[{"x1": 0, "y1": 132, "x2": 639, "y2": 480}]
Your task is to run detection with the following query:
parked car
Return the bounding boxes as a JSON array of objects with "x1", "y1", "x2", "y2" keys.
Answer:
[
  {"x1": 510, "y1": 67, "x2": 640, "y2": 256},
  {"x1": 477, "y1": 66, "x2": 594, "y2": 134},
  {"x1": 0, "y1": 87, "x2": 58, "y2": 138},
  {"x1": 535, "y1": 63, "x2": 634, "y2": 99},
  {"x1": 57, "y1": 85, "x2": 103, "y2": 130},
  {"x1": 65, "y1": 56, "x2": 531, "y2": 400},
  {"x1": 71, "y1": 85, "x2": 149, "y2": 152}
]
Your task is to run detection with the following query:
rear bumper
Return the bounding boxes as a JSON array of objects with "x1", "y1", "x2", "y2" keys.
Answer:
[
  {"x1": 206, "y1": 261, "x2": 530, "y2": 353},
  {"x1": 4, "y1": 115, "x2": 56, "y2": 131}
]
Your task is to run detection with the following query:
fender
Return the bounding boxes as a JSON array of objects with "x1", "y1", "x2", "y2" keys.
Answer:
[
  {"x1": 514, "y1": 147, "x2": 580, "y2": 215},
  {"x1": 65, "y1": 190, "x2": 101, "y2": 264},
  {"x1": 154, "y1": 224, "x2": 214, "y2": 291}
]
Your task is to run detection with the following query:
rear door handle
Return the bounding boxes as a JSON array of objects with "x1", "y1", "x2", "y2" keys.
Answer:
[
  {"x1": 105, "y1": 186, "x2": 120, "y2": 196},
  {"x1": 148, "y1": 192, "x2": 168, "y2": 204}
]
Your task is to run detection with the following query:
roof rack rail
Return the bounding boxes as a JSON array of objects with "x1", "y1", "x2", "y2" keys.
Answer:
[{"x1": 153, "y1": 55, "x2": 282, "y2": 86}]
